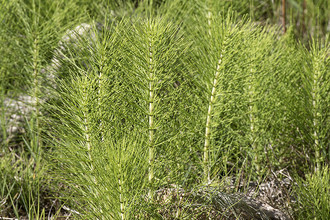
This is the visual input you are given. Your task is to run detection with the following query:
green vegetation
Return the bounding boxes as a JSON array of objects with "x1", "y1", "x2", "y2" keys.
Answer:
[
  {"x1": 294, "y1": 166, "x2": 330, "y2": 220},
  {"x1": 1, "y1": 0, "x2": 329, "y2": 219}
]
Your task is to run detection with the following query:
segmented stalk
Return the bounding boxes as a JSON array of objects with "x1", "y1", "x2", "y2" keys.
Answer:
[
  {"x1": 81, "y1": 76, "x2": 96, "y2": 182},
  {"x1": 82, "y1": 80, "x2": 93, "y2": 170},
  {"x1": 118, "y1": 164, "x2": 125, "y2": 220},
  {"x1": 204, "y1": 53, "x2": 224, "y2": 184},
  {"x1": 81, "y1": 76, "x2": 99, "y2": 216},
  {"x1": 98, "y1": 52, "x2": 106, "y2": 141},
  {"x1": 312, "y1": 56, "x2": 321, "y2": 171},
  {"x1": 248, "y1": 67, "x2": 259, "y2": 173},
  {"x1": 148, "y1": 34, "x2": 155, "y2": 194},
  {"x1": 203, "y1": 6, "x2": 226, "y2": 183}
]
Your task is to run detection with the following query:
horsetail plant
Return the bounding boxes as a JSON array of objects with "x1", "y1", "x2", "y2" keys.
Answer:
[
  {"x1": 304, "y1": 37, "x2": 330, "y2": 171},
  {"x1": 241, "y1": 26, "x2": 281, "y2": 175},
  {"x1": 187, "y1": 9, "x2": 251, "y2": 183},
  {"x1": 185, "y1": 1, "x2": 300, "y2": 182},
  {"x1": 120, "y1": 16, "x2": 188, "y2": 195}
]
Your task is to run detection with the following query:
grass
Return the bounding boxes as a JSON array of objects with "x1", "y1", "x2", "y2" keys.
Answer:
[{"x1": 0, "y1": 0, "x2": 329, "y2": 219}]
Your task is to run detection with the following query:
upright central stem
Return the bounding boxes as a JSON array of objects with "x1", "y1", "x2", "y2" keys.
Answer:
[
  {"x1": 312, "y1": 57, "x2": 321, "y2": 171},
  {"x1": 148, "y1": 37, "x2": 155, "y2": 195},
  {"x1": 204, "y1": 53, "x2": 223, "y2": 184},
  {"x1": 82, "y1": 78, "x2": 93, "y2": 172},
  {"x1": 118, "y1": 164, "x2": 125, "y2": 220},
  {"x1": 98, "y1": 54, "x2": 106, "y2": 141},
  {"x1": 207, "y1": 10, "x2": 212, "y2": 36},
  {"x1": 248, "y1": 67, "x2": 259, "y2": 173}
]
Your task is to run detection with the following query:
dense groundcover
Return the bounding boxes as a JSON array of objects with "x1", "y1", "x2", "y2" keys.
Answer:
[{"x1": 0, "y1": 0, "x2": 329, "y2": 219}]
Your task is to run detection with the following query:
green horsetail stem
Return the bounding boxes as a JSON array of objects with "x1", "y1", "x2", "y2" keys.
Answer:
[
  {"x1": 204, "y1": 53, "x2": 224, "y2": 184},
  {"x1": 248, "y1": 67, "x2": 259, "y2": 173},
  {"x1": 148, "y1": 36, "x2": 155, "y2": 195},
  {"x1": 312, "y1": 55, "x2": 322, "y2": 171}
]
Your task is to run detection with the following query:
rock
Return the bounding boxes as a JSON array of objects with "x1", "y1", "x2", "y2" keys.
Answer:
[
  {"x1": 1, "y1": 95, "x2": 37, "y2": 135},
  {"x1": 44, "y1": 23, "x2": 96, "y2": 90}
]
